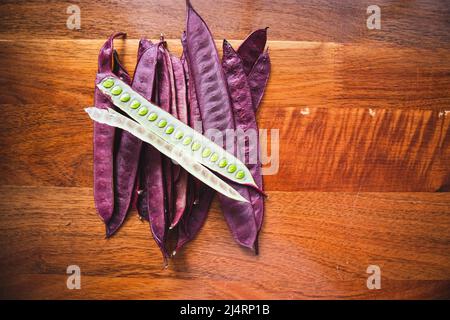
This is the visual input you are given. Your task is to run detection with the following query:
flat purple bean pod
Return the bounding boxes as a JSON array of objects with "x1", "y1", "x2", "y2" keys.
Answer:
[
  {"x1": 171, "y1": 55, "x2": 189, "y2": 128},
  {"x1": 181, "y1": 32, "x2": 203, "y2": 134},
  {"x1": 237, "y1": 28, "x2": 268, "y2": 75},
  {"x1": 175, "y1": 50, "x2": 212, "y2": 252},
  {"x1": 94, "y1": 32, "x2": 129, "y2": 224},
  {"x1": 175, "y1": 184, "x2": 214, "y2": 253},
  {"x1": 137, "y1": 39, "x2": 152, "y2": 61},
  {"x1": 165, "y1": 49, "x2": 181, "y2": 183},
  {"x1": 134, "y1": 40, "x2": 152, "y2": 221},
  {"x1": 170, "y1": 54, "x2": 189, "y2": 228},
  {"x1": 222, "y1": 40, "x2": 264, "y2": 248},
  {"x1": 127, "y1": 40, "x2": 169, "y2": 258},
  {"x1": 182, "y1": 32, "x2": 204, "y2": 206},
  {"x1": 112, "y1": 50, "x2": 132, "y2": 84},
  {"x1": 134, "y1": 43, "x2": 170, "y2": 259},
  {"x1": 248, "y1": 50, "x2": 271, "y2": 112},
  {"x1": 157, "y1": 44, "x2": 175, "y2": 225},
  {"x1": 142, "y1": 143, "x2": 169, "y2": 261},
  {"x1": 106, "y1": 44, "x2": 159, "y2": 237},
  {"x1": 113, "y1": 50, "x2": 139, "y2": 215},
  {"x1": 185, "y1": 1, "x2": 257, "y2": 249}
]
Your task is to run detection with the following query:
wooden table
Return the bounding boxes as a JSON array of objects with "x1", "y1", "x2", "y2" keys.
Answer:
[{"x1": 0, "y1": 0, "x2": 449, "y2": 299}]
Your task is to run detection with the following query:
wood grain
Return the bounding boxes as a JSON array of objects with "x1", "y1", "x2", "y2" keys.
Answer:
[
  {"x1": 0, "y1": 103, "x2": 448, "y2": 191},
  {"x1": 1, "y1": 40, "x2": 450, "y2": 109},
  {"x1": 0, "y1": 0, "x2": 449, "y2": 48},
  {"x1": 0, "y1": 186, "x2": 449, "y2": 299},
  {"x1": 0, "y1": 0, "x2": 449, "y2": 300},
  {"x1": 0, "y1": 41, "x2": 448, "y2": 191}
]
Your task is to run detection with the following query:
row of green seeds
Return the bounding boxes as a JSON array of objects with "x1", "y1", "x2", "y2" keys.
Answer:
[{"x1": 103, "y1": 79, "x2": 245, "y2": 180}]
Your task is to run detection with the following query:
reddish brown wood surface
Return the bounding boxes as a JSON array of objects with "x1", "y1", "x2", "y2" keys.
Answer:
[
  {"x1": 0, "y1": 187, "x2": 449, "y2": 299},
  {"x1": 0, "y1": 0, "x2": 449, "y2": 299},
  {"x1": 1, "y1": 0, "x2": 449, "y2": 48}
]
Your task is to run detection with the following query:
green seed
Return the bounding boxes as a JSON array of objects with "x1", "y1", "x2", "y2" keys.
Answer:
[
  {"x1": 182, "y1": 136, "x2": 192, "y2": 145},
  {"x1": 158, "y1": 119, "x2": 167, "y2": 128},
  {"x1": 236, "y1": 170, "x2": 245, "y2": 179},
  {"x1": 210, "y1": 153, "x2": 219, "y2": 162},
  {"x1": 227, "y1": 164, "x2": 237, "y2": 173},
  {"x1": 175, "y1": 131, "x2": 184, "y2": 140},
  {"x1": 202, "y1": 148, "x2": 212, "y2": 158},
  {"x1": 191, "y1": 141, "x2": 201, "y2": 151},
  {"x1": 120, "y1": 93, "x2": 131, "y2": 102},
  {"x1": 148, "y1": 112, "x2": 158, "y2": 121},
  {"x1": 96, "y1": 77, "x2": 256, "y2": 191},
  {"x1": 111, "y1": 86, "x2": 122, "y2": 95},
  {"x1": 130, "y1": 100, "x2": 141, "y2": 109},
  {"x1": 165, "y1": 125, "x2": 174, "y2": 134},
  {"x1": 102, "y1": 79, "x2": 114, "y2": 88},
  {"x1": 138, "y1": 107, "x2": 148, "y2": 116},
  {"x1": 218, "y1": 159, "x2": 228, "y2": 168}
]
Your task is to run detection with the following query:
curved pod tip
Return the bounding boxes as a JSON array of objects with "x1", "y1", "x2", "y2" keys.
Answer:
[
  {"x1": 222, "y1": 39, "x2": 234, "y2": 53},
  {"x1": 110, "y1": 32, "x2": 127, "y2": 39},
  {"x1": 246, "y1": 184, "x2": 267, "y2": 198}
]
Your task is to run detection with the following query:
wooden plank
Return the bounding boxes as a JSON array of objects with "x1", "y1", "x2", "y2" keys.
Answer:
[
  {"x1": 0, "y1": 0, "x2": 449, "y2": 48},
  {"x1": 0, "y1": 186, "x2": 449, "y2": 299},
  {"x1": 0, "y1": 103, "x2": 448, "y2": 191},
  {"x1": 0, "y1": 0, "x2": 448, "y2": 302},
  {"x1": 0, "y1": 40, "x2": 448, "y2": 191},
  {"x1": 1, "y1": 274, "x2": 449, "y2": 300},
  {"x1": 1, "y1": 40, "x2": 449, "y2": 109},
  {"x1": 266, "y1": 107, "x2": 450, "y2": 191}
]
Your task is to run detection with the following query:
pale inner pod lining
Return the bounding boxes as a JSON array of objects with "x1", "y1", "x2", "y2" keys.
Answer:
[
  {"x1": 98, "y1": 76, "x2": 257, "y2": 188},
  {"x1": 85, "y1": 107, "x2": 249, "y2": 203}
]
